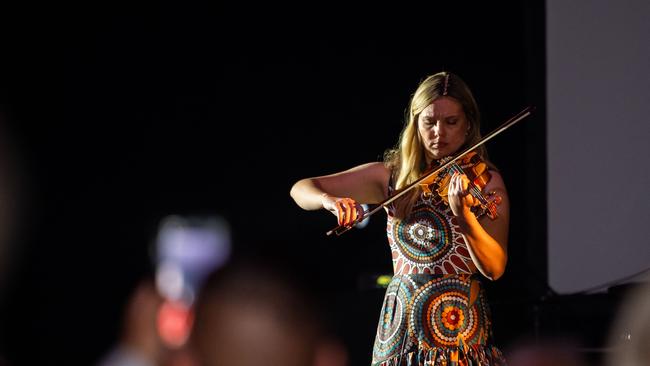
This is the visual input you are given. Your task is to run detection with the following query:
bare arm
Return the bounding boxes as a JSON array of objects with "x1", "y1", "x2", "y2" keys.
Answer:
[
  {"x1": 289, "y1": 162, "x2": 391, "y2": 210},
  {"x1": 448, "y1": 171, "x2": 509, "y2": 280}
]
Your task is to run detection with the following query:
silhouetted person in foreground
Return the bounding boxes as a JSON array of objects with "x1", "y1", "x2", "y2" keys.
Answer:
[
  {"x1": 505, "y1": 337, "x2": 587, "y2": 366},
  {"x1": 187, "y1": 257, "x2": 348, "y2": 366},
  {"x1": 605, "y1": 282, "x2": 650, "y2": 366},
  {"x1": 96, "y1": 278, "x2": 168, "y2": 366}
]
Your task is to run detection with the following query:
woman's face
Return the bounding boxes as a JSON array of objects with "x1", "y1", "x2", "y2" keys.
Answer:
[{"x1": 417, "y1": 97, "x2": 469, "y2": 163}]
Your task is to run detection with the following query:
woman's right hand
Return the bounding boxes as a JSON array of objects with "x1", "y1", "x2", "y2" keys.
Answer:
[{"x1": 321, "y1": 194, "x2": 364, "y2": 227}]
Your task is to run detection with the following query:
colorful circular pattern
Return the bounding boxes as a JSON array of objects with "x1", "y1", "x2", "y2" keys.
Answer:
[
  {"x1": 372, "y1": 277, "x2": 415, "y2": 360},
  {"x1": 387, "y1": 197, "x2": 476, "y2": 275},
  {"x1": 374, "y1": 182, "x2": 503, "y2": 365},
  {"x1": 390, "y1": 204, "x2": 452, "y2": 265},
  {"x1": 408, "y1": 277, "x2": 487, "y2": 348}
]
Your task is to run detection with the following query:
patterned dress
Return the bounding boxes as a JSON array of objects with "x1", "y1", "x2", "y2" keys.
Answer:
[{"x1": 371, "y1": 180, "x2": 507, "y2": 366}]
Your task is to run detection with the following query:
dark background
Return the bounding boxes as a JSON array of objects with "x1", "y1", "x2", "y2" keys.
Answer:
[{"x1": 0, "y1": 2, "x2": 624, "y2": 365}]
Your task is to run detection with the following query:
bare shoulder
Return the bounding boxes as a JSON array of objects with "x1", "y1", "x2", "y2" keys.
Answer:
[{"x1": 485, "y1": 170, "x2": 508, "y2": 193}]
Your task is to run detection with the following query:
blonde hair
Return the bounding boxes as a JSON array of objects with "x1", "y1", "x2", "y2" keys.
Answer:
[{"x1": 384, "y1": 71, "x2": 488, "y2": 218}]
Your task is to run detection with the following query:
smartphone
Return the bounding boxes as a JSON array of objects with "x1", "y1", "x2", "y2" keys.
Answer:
[{"x1": 153, "y1": 214, "x2": 231, "y2": 306}]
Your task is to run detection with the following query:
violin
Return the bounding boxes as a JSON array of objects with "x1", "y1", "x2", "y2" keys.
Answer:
[
  {"x1": 419, "y1": 151, "x2": 502, "y2": 219},
  {"x1": 326, "y1": 105, "x2": 534, "y2": 236}
]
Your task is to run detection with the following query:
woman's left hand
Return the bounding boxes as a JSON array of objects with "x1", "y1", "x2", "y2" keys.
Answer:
[{"x1": 448, "y1": 172, "x2": 478, "y2": 217}]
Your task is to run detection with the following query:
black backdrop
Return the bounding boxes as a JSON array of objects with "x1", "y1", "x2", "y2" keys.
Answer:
[{"x1": 1, "y1": 2, "x2": 549, "y2": 365}]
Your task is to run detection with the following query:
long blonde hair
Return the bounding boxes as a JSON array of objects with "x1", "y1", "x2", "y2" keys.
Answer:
[{"x1": 384, "y1": 71, "x2": 488, "y2": 218}]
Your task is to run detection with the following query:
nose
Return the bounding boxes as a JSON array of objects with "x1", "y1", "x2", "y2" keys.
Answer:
[{"x1": 433, "y1": 120, "x2": 444, "y2": 136}]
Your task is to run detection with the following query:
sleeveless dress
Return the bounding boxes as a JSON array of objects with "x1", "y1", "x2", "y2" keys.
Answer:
[{"x1": 371, "y1": 178, "x2": 507, "y2": 366}]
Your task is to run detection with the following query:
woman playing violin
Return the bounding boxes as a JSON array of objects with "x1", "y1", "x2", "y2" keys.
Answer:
[{"x1": 290, "y1": 72, "x2": 509, "y2": 365}]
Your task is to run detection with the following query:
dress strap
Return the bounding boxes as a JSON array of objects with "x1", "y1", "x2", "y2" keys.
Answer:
[
  {"x1": 387, "y1": 169, "x2": 395, "y2": 195},
  {"x1": 385, "y1": 170, "x2": 397, "y2": 215}
]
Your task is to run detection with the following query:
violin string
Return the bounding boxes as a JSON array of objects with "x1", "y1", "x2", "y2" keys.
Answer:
[{"x1": 449, "y1": 163, "x2": 489, "y2": 204}]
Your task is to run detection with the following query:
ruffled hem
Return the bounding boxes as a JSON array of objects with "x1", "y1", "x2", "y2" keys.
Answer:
[{"x1": 372, "y1": 344, "x2": 506, "y2": 366}]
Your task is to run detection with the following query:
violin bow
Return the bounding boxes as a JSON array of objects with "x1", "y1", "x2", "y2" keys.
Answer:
[{"x1": 326, "y1": 105, "x2": 535, "y2": 236}]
